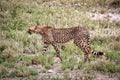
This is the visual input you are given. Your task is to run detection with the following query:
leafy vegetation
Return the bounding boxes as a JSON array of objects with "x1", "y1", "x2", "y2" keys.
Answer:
[{"x1": 0, "y1": 0, "x2": 120, "y2": 79}]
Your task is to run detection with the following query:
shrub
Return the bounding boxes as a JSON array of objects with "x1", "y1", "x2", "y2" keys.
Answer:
[
  {"x1": 62, "y1": 61, "x2": 74, "y2": 70},
  {"x1": 92, "y1": 61, "x2": 120, "y2": 73},
  {"x1": 78, "y1": 62, "x2": 84, "y2": 69},
  {"x1": 31, "y1": 55, "x2": 41, "y2": 65},
  {"x1": 61, "y1": 57, "x2": 76, "y2": 70},
  {"x1": 105, "y1": 62, "x2": 120, "y2": 73},
  {"x1": 106, "y1": 51, "x2": 120, "y2": 61},
  {"x1": 28, "y1": 68, "x2": 39, "y2": 75},
  {"x1": 107, "y1": 0, "x2": 120, "y2": 8},
  {"x1": 0, "y1": 41, "x2": 8, "y2": 52},
  {"x1": 0, "y1": 65, "x2": 8, "y2": 78},
  {"x1": 9, "y1": 66, "x2": 38, "y2": 77},
  {"x1": 18, "y1": 54, "x2": 33, "y2": 66},
  {"x1": 109, "y1": 41, "x2": 120, "y2": 51},
  {"x1": 32, "y1": 54, "x2": 53, "y2": 69},
  {"x1": 1, "y1": 48, "x2": 15, "y2": 61}
]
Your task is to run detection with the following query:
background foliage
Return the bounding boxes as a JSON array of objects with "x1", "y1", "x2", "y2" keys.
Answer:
[{"x1": 0, "y1": 0, "x2": 120, "y2": 79}]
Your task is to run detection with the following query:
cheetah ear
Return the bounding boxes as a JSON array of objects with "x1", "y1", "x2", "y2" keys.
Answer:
[{"x1": 35, "y1": 25, "x2": 38, "y2": 29}]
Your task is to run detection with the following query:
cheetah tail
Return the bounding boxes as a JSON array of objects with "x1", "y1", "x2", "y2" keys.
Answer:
[{"x1": 91, "y1": 50, "x2": 105, "y2": 56}]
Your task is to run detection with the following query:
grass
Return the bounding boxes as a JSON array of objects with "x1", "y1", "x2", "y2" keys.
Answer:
[
  {"x1": 62, "y1": 60, "x2": 75, "y2": 70},
  {"x1": 51, "y1": 78, "x2": 66, "y2": 80},
  {"x1": 9, "y1": 66, "x2": 38, "y2": 77},
  {"x1": 106, "y1": 51, "x2": 120, "y2": 62},
  {"x1": 0, "y1": 0, "x2": 120, "y2": 79},
  {"x1": 0, "y1": 65, "x2": 8, "y2": 78},
  {"x1": 31, "y1": 54, "x2": 54, "y2": 69},
  {"x1": 92, "y1": 60, "x2": 120, "y2": 73}
]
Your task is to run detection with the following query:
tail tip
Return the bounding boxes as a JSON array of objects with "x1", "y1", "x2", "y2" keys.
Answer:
[{"x1": 98, "y1": 52, "x2": 105, "y2": 56}]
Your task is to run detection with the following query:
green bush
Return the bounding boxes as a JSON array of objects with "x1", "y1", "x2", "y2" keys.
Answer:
[
  {"x1": 92, "y1": 61, "x2": 120, "y2": 73},
  {"x1": 17, "y1": 54, "x2": 33, "y2": 66},
  {"x1": 106, "y1": 51, "x2": 120, "y2": 61},
  {"x1": 62, "y1": 60, "x2": 75, "y2": 70},
  {"x1": 78, "y1": 62, "x2": 84, "y2": 69},
  {"x1": 105, "y1": 62, "x2": 120, "y2": 73},
  {"x1": 32, "y1": 54, "x2": 53, "y2": 69},
  {"x1": 0, "y1": 65, "x2": 8, "y2": 78},
  {"x1": 109, "y1": 41, "x2": 120, "y2": 51},
  {"x1": 9, "y1": 66, "x2": 38, "y2": 77},
  {"x1": 0, "y1": 41, "x2": 8, "y2": 52},
  {"x1": 29, "y1": 68, "x2": 39, "y2": 75}
]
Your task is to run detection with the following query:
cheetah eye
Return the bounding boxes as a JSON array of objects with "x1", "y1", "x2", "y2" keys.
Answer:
[{"x1": 38, "y1": 31, "x2": 43, "y2": 34}]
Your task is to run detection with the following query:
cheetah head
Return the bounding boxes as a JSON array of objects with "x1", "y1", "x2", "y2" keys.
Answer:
[
  {"x1": 28, "y1": 25, "x2": 53, "y2": 35},
  {"x1": 28, "y1": 26, "x2": 41, "y2": 35}
]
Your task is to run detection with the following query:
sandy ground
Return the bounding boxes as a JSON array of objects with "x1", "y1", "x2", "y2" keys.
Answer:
[{"x1": 88, "y1": 12, "x2": 120, "y2": 22}]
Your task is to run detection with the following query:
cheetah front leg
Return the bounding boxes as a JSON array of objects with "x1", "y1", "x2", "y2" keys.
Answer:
[
  {"x1": 42, "y1": 43, "x2": 49, "y2": 55},
  {"x1": 52, "y1": 44, "x2": 62, "y2": 61}
]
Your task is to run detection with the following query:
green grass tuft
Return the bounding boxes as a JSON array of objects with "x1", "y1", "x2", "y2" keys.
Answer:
[{"x1": 0, "y1": 65, "x2": 8, "y2": 78}]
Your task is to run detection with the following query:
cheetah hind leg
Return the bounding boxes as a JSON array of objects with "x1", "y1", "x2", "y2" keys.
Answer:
[
  {"x1": 74, "y1": 39, "x2": 91, "y2": 62},
  {"x1": 84, "y1": 53, "x2": 91, "y2": 62},
  {"x1": 81, "y1": 46, "x2": 92, "y2": 62}
]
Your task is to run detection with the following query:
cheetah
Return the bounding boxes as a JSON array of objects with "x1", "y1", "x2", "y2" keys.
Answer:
[{"x1": 28, "y1": 25, "x2": 105, "y2": 62}]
